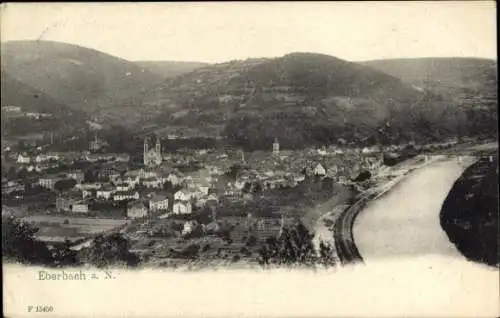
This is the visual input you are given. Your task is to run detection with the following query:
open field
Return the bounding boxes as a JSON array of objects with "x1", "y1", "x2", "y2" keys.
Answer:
[{"x1": 21, "y1": 215, "x2": 129, "y2": 242}]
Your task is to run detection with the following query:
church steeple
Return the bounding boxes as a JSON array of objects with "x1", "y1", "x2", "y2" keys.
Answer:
[
  {"x1": 273, "y1": 137, "x2": 280, "y2": 155},
  {"x1": 155, "y1": 135, "x2": 161, "y2": 156},
  {"x1": 143, "y1": 137, "x2": 149, "y2": 166}
]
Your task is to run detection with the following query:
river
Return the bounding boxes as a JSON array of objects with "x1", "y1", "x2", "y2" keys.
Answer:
[{"x1": 353, "y1": 157, "x2": 477, "y2": 261}]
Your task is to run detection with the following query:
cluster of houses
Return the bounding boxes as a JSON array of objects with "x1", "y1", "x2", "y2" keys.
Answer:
[
  {"x1": 49, "y1": 166, "x2": 208, "y2": 219},
  {"x1": 4, "y1": 136, "x2": 392, "y2": 224},
  {"x1": 2, "y1": 105, "x2": 53, "y2": 119}
]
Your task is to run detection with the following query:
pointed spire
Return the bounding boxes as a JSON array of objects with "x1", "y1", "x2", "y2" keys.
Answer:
[{"x1": 273, "y1": 137, "x2": 280, "y2": 155}]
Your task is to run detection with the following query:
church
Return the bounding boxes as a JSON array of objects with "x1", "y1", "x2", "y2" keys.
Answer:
[{"x1": 143, "y1": 136, "x2": 162, "y2": 167}]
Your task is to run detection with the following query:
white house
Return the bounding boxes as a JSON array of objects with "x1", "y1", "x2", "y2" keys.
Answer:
[
  {"x1": 140, "y1": 169, "x2": 158, "y2": 179},
  {"x1": 76, "y1": 183, "x2": 102, "y2": 191},
  {"x1": 66, "y1": 171, "x2": 85, "y2": 184},
  {"x1": 313, "y1": 163, "x2": 327, "y2": 176},
  {"x1": 96, "y1": 185, "x2": 114, "y2": 200},
  {"x1": 182, "y1": 220, "x2": 198, "y2": 235},
  {"x1": 34, "y1": 162, "x2": 59, "y2": 173},
  {"x1": 17, "y1": 154, "x2": 31, "y2": 164},
  {"x1": 2, "y1": 105, "x2": 21, "y2": 112},
  {"x1": 38, "y1": 176, "x2": 64, "y2": 190},
  {"x1": 166, "y1": 173, "x2": 183, "y2": 186},
  {"x1": 173, "y1": 201, "x2": 192, "y2": 214},
  {"x1": 82, "y1": 189, "x2": 94, "y2": 199},
  {"x1": 72, "y1": 202, "x2": 89, "y2": 214},
  {"x1": 115, "y1": 183, "x2": 133, "y2": 192},
  {"x1": 114, "y1": 154, "x2": 130, "y2": 163},
  {"x1": 174, "y1": 189, "x2": 194, "y2": 202},
  {"x1": 35, "y1": 153, "x2": 60, "y2": 163},
  {"x1": 123, "y1": 175, "x2": 140, "y2": 186},
  {"x1": 113, "y1": 191, "x2": 140, "y2": 202},
  {"x1": 142, "y1": 177, "x2": 163, "y2": 189},
  {"x1": 149, "y1": 193, "x2": 169, "y2": 212}
]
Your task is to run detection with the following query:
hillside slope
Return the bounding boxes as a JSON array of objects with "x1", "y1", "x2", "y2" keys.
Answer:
[
  {"x1": 1, "y1": 71, "x2": 69, "y2": 114},
  {"x1": 135, "y1": 61, "x2": 210, "y2": 78},
  {"x1": 361, "y1": 58, "x2": 497, "y2": 98},
  {"x1": 1, "y1": 71, "x2": 86, "y2": 137},
  {"x1": 137, "y1": 53, "x2": 462, "y2": 148},
  {"x1": 362, "y1": 58, "x2": 498, "y2": 138},
  {"x1": 1, "y1": 40, "x2": 163, "y2": 114}
]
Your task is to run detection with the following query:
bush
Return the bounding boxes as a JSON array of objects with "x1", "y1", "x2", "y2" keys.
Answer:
[
  {"x1": 78, "y1": 233, "x2": 139, "y2": 268},
  {"x1": 245, "y1": 235, "x2": 257, "y2": 247},
  {"x1": 2, "y1": 215, "x2": 54, "y2": 265}
]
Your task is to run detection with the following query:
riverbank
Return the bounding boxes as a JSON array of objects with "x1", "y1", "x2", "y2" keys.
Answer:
[
  {"x1": 440, "y1": 157, "x2": 499, "y2": 266},
  {"x1": 353, "y1": 157, "x2": 476, "y2": 261}
]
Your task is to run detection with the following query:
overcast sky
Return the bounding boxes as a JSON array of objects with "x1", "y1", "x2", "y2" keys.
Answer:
[{"x1": 1, "y1": 2, "x2": 496, "y2": 63}]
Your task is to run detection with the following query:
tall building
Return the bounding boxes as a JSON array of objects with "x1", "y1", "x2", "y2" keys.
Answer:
[
  {"x1": 89, "y1": 132, "x2": 108, "y2": 152},
  {"x1": 273, "y1": 137, "x2": 280, "y2": 156},
  {"x1": 143, "y1": 136, "x2": 162, "y2": 167}
]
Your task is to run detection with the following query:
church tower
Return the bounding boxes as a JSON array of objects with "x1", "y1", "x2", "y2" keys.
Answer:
[
  {"x1": 155, "y1": 135, "x2": 161, "y2": 157},
  {"x1": 273, "y1": 137, "x2": 280, "y2": 156},
  {"x1": 241, "y1": 149, "x2": 245, "y2": 164},
  {"x1": 143, "y1": 137, "x2": 149, "y2": 166}
]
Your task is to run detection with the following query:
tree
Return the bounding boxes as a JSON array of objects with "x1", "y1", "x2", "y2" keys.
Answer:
[
  {"x1": 242, "y1": 182, "x2": 252, "y2": 193},
  {"x1": 6, "y1": 166, "x2": 17, "y2": 181},
  {"x1": 17, "y1": 168, "x2": 28, "y2": 180},
  {"x1": 54, "y1": 179, "x2": 77, "y2": 193},
  {"x1": 252, "y1": 182, "x2": 263, "y2": 195},
  {"x1": 321, "y1": 177, "x2": 335, "y2": 191},
  {"x1": 179, "y1": 244, "x2": 200, "y2": 259},
  {"x1": 226, "y1": 164, "x2": 242, "y2": 181},
  {"x1": 2, "y1": 215, "x2": 53, "y2": 265},
  {"x1": 84, "y1": 169, "x2": 97, "y2": 183},
  {"x1": 52, "y1": 240, "x2": 80, "y2": 267},
  {"x1": 163, "y1": 180, "x2": 173, "y2": 192},
  {"x1": 245, "y1": 235, "x2": 257, "y2": 247},
  {"x1": 318, "y1": 241, "x2": 335, "y2": 267},
  {"x1": 258, "y1": 221, "x2": 317, "y2": 267},
  {"x1": 78, "y1": 233, "x2": 139, "y2": 268}
]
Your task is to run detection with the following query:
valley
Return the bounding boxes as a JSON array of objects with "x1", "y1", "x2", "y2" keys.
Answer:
[{"x1": 1, "y1": 40, "x2": 498, "y2": 271}]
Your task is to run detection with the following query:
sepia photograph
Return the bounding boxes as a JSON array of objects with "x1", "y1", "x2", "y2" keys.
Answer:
[{"x1": 1, "y1": 2, "x2": 498, "y2": 317}]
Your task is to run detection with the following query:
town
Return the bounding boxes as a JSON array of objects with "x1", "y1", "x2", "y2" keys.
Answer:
[{"x1": 1, "y1": 123, "x2": 463, "y2": 267}]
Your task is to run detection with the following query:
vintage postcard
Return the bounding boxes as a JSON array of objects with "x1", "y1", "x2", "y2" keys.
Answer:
[{"x1": 1, "y1": 2, "x2": 498, "y2": 318}]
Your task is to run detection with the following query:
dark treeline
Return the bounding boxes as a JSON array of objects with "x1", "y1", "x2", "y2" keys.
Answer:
[
  {"x1": 2, "y1": 215, "x2": 139, "y2": 268},
  {"x1": 440, "y1": 157, "x2": 499, "y2": 267}
]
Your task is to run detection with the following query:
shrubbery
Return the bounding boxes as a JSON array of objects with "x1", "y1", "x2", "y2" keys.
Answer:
[{"x1": 2, "y1": 215, "x2": 139, "y2": 268}]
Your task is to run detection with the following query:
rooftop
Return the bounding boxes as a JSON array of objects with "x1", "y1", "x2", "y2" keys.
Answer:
[{"x1": 150, "y1": 193, "x2": 169, "y2": 202}]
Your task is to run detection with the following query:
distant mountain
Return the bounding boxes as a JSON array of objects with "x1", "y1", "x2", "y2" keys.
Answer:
[
  {"x1": 137, "y1": 52, "x2": 470, "y2": 148},
  {"x1": 1, "y1": 40, "x2": 164, "y2": 114},
  {"x1": 135, "y1": 61, "x2": 210, "y2": 78},
  {"x1": 361, "y1": 58, "x2": 497, "y2": 99},
  {"x1": 362, "y1": 57, "x2": 497, "y2": 139}
]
